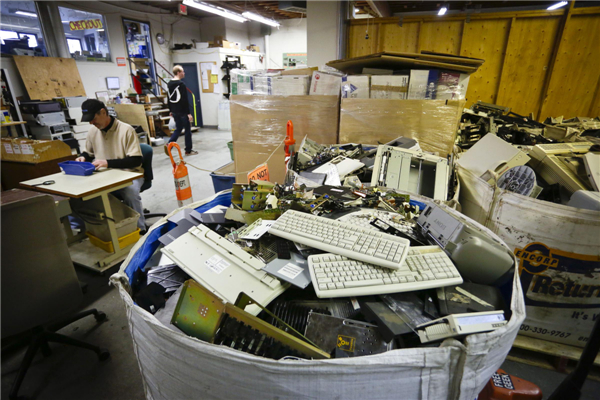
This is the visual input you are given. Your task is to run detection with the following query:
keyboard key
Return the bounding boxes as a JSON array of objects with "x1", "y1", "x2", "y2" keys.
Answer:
[{"x1": 345, "y1": 279, "x2": 385, "y2": 288}]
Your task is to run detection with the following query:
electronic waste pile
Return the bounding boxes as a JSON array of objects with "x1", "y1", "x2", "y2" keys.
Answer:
[
  {"x1": 132, "y1": 136, "x2": 517, "y2": 360},
  {"x1": 456, "y1": 101, "x2": 600, "y2": 210}
]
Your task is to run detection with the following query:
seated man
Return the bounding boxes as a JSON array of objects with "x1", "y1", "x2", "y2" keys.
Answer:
[{"x1": 74, "y1": 99, "x2": 146, "y2": 232}]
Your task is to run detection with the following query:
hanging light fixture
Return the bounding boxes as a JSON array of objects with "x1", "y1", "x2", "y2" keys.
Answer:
[
  {"x1": 547, "y1": 1, "x2": 568, "y2": 10},
  {"x1": 182, "y1": 0, "x2": 247, "y2": 23},
  {"x1": 438, "y1": 4, "x2": 448, "y2": 16},
  {"x1": 241, "y1": 11, "x2": 280, "y2": 27},
  {"x1": 15, "y1": 10, "x2": 38, "y2": 18}
]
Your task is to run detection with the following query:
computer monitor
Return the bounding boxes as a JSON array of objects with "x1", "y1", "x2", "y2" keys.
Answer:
[{"x1": 106, "y1": 77, "x2": 120, "y2": 90}]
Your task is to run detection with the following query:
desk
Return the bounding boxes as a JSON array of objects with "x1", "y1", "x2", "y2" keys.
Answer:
[{"x1": 21, "y1": 169, "x2": 143, "y2": 273}]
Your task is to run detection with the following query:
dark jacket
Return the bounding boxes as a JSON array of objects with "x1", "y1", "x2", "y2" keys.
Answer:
[{"x1": 167, "y1": 79, "x2": 190, "y2": 115}]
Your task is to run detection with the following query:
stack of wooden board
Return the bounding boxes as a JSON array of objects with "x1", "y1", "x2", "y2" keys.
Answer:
[{"x1": 327, "y1": 51, "x2": 484, "y2": 74}]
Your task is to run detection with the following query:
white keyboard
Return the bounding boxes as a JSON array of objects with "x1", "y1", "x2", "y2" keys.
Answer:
[
  {"x1": 308, "y1": 246, "x2": 463, "y2": 298},
  {"x1": 270, "y1": 210, "x2": 410, "y2": 270}
]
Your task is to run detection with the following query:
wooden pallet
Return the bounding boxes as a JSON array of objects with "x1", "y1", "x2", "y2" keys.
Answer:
[{"x1": 507, "y1": 335, "x2": 600, "y2": 382}]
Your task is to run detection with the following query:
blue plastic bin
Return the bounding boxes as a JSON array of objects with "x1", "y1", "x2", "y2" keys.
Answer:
[
  {"x1": 210, "y1": 162, "x2": 236, "y2": 193},
  {"x1": 58, "y1": 161, "x2": 95, "y2": 176}
]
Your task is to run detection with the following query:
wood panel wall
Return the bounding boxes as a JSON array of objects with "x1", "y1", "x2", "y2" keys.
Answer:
[{"x1": 347, "y1": 6, "x2": 600, "y2": 121}]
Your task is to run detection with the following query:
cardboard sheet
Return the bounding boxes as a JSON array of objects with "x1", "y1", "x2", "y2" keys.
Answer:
[
  {"x1": 230, "y1": 95, "x2": 340, "y2": 184},
  {"x1": 339, "y1": 99, "x2": 464, "y2": 157}
]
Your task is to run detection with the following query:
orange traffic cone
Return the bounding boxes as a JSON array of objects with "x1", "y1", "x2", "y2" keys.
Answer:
[{"x1": 167, "y1": 142, "x2": 193, "y2": 207}]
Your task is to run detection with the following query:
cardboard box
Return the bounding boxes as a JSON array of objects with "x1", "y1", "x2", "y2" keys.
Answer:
[
  {"x1": 342, "y1": 75, "x2": 370, "y2": 99},
  {"x1": 213, "y1": 36, "x2": 224, "y2": 47},
  {"x1": 309, "y1": 71, "x2": 342, "y2": 96},
  {"x1": 436, "y1": 71, "x2": 470, "y2": 100},
  {"x1": 231, "y1": 71, "x2": 254, "y2": 95},
  {"x1": 339, "y1": 99, "x2": 465, "y2": 157},
  {"x1": 281, "y1": 67, "x2": 318, "y2": 76},
  {"x1": 230, "y1": 95, "x2": 340, "y2": 183},
  {"x1": 408, "y1": 70, "x2": 438, "y2": 100},
  {"x1": 370, "y1": 75, "x2": 409, "y2": 99},
  {"x1": 247, "y1": 45, "x2": 260, "y2": 52},
  {"x1": 1, "y1": 138, "x2": 72, "y2": 163},
  {"x1": 253, "y1": 76, "x2": 270, "y2": 95},
  {"x1": 270, "y1": 76, "x2": 309, "y2": 96}
]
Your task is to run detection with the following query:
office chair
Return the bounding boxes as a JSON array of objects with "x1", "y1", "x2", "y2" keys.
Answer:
[
  {"x1": 140, "y1": 143, "x2": 167, "y2": 223},
  {"x1": 1, "y1": 190, "x2": 110, "y2": 400}
]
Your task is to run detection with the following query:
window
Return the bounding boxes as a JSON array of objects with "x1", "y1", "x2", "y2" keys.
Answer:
[
  {"x1": 67, "y1": 38, "x2": 82, "y2": 54},
  {"x1": 0, "y1": 1, "x2": 47, "y2": 56},
  {"x1": 18, "y1": 33, "x2": 37, "y2": 48},
  {"x1": 0, "y1": 30, "x2": 18, "y2": 44},
  {"x1": 59, "y1": 6, "x2": 110, "y2": 62}
]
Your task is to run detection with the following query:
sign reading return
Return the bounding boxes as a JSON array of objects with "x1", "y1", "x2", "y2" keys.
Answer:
[{"x1": 69, "y1": 19, "x2": 103, "y2": 31}]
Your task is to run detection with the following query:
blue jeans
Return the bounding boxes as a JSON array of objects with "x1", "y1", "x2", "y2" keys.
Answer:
[{"x1": 169, "y1": 113, "x2": 192, "y2": 153}]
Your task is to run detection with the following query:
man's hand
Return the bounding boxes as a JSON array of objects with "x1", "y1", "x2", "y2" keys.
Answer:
[
  {"x1": 170, "y1": 112, "x2": 172, "y2": 116},
  {"x1": 92, "y1": 159, "x2": 108, "y2": 170},
  {"x1": 188, "y1": 114, "x2": 193, "y2": 122},
  {"x1": 75, "y1": 156, "x2": 86, "y2": 162}
]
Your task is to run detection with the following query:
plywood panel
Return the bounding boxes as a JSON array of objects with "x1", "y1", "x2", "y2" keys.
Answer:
[
  {"x1": 12, "y1": 56, "x2": 85, "y2": 101},
  {"x1": 541, "y1": 15, "x2": 600, "y2": 120},
  {"x1": 348, "y1": 24, "x2": 380, "y2": 57},
  {"x1": 460, "y1": 19, "x2": 511, "y2": 106},
  {"x1": 380, "y1": 22, "x2": 419, "y2": 53},
  {"x1": 496, "y1": 17, "x2": 561, "y2": 116},
  {"x1": 111, "y1": 104, "x2": 150, "y2": 133},
  {"x1": 419, "y1": 21, "x2": 463, "y2": 55}
]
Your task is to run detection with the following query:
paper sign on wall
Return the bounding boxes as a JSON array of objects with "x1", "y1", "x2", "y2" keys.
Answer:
[
  {"x1": 69, "y1": 19, "x2": 103, "y2": 31},
  {"x1": 210, "y1": 75, "x2": 218, "y2": 84},
  {"x1": 247, "y1": 163, "x2": 270, "y2": 182},
  {"x1": 117, "y1": 57, "x2": 126, "y2": 67}
]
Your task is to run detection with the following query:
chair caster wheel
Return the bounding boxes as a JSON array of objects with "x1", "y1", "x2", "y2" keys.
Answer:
[
  {"x1": 98, "y1": 349, "x2": 110, "y2": 361},
  {"x1": 95, "y1": 312, "x2": 107, "y2": 322}
]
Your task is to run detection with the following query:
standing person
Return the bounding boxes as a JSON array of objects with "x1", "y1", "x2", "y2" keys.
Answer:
[
  {"x1": 167, "y1": 65, "x2": 198, "y2": 156},
  {"x1": 75, "y1": 99, "x2": 147, "y2": 232}
]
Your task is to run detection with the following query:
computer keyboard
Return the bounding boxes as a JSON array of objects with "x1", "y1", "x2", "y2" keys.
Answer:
[
  {"x1": 269, "y1": 210, "x2": 410, "y2": 270},
  {"x1": 308, "y1": 246, "x2": 463, "y2": 298}
]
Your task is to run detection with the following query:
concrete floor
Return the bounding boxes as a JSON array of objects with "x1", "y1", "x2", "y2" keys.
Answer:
[{"x1": 2, "y1": 127, "x2": 599, "y2": 400}]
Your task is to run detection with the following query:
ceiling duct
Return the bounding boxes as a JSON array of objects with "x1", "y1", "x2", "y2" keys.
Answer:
[{"x1": 278, "y1": 1, "x2": 307, "y2": 14}]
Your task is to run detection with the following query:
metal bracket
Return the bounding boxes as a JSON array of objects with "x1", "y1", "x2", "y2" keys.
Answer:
[
  {"x1": 466, "y1": 14, "x2": 471, "y2": 23},
  {"x1": 398, "y1": 16, "x2": 403, "y2": 27}
]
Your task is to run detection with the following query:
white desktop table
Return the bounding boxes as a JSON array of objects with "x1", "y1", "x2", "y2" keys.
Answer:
[{"x1": 21, "y1": 169, "x2": 144, "y2": 273}]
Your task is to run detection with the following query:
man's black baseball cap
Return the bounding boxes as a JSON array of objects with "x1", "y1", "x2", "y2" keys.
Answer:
[{"x1": 81, "y1": 99, "x2": 106, "y2": 122}]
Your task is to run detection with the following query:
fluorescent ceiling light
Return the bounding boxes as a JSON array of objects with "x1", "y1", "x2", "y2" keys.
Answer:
[
  {"x1": 1, "y1": 23, "x2": 39, "y2": 31},
  {"x1": 438, "y1": 6, "x2": 447, "y2": 16},
  {"x1": 547, "y1": 1, "x2": 568, "y2": 10},
  {"x1": 241, "y1": 11, "x2": 280, "y2": 27},
  {"x1": 182, "y1": 0, "x2": 247, "y2": 23},
  {"x1": 15, "y1": 10, "x2": 38, "y2": 18},
  {"x1": 354, "y1": 8, "x2": 360, "y2": 13}
]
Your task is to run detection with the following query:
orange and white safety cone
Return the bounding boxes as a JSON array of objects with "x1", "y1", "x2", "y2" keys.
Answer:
[{"x1": 167, "y1": 142, "x2": 193, "y2": 207}]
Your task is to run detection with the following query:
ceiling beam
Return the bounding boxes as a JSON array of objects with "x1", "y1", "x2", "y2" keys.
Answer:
[{"x1": 366, "y1": 1, "x2": 391, "y2": 18}]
